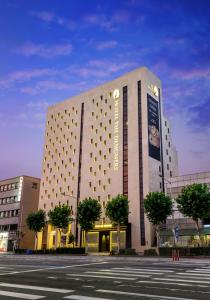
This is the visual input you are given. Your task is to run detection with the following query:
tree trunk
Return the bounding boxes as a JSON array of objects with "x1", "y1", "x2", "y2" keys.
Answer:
[
  {"x1": 195, "y1": 219, "x2": 201, "y2": 246},
  {"x1": 85, "y1": 230, "x2": 88, "y2": 254},
  {"x1": 117, "y1": 223, "x2": 121, "y2": 254},
  {"x1": 156, "y1": 225, "x2": 160, "y2": 256},
  {"x1": 34, "y1": 232, "x2": 38, "y2": 250}
]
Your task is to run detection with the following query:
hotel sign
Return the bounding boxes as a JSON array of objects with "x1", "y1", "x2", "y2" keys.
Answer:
[
  {"x1": 113, "y1": 89, "x2": 120, "y2": 171},
  {"x1": 148, "y1": 84, "x2": 159, "y2": 97}
]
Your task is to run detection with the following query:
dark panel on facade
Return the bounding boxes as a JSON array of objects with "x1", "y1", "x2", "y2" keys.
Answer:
[{"x1": 138, "y1": 81, "x2": 145, "y2": 246}]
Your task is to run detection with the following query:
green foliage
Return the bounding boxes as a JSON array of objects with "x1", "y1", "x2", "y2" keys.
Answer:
[
  {"x1": 144, "y1": 249, "x2": 158, "y2": 256},
  {"x1": 119, "y1": 248, "x2": 137, "y2": 255},
  {"x1": 15, "y1": 248, "x2": 86, "y2": 255},
  {"x1": 77, "y1": 198, "x2": 102, "y2": 231},
  {"x1": 144, "y1": 192, "x2": 172, "y2": 225},
  {"x1": 48, "y1": 204, "x2": 73, "y2": 231},
  {"x1": 26, "y1": 209, "x2": 46, "y2": 233},
  {"x1": 105, "y1": 194, "x2": 129, "y2": 224},
  {"x1": 176, "y1": 184, "x2": 210, "y2": 223}
]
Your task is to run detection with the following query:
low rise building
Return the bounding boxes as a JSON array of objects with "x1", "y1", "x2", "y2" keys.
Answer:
[
  {"x1": 161, "y1": 171, "x2": 210, "y2": 246},
  {"x1": 0, "y1": 176, "x2": 40, "y2": 251}
]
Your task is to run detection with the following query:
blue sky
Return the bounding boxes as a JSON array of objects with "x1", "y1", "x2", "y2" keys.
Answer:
[{"x1": 0, "y1": 0, "x2": 210, "y2": 180}]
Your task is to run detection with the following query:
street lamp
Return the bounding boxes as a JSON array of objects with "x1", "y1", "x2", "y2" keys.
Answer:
[{"x1": 61, "y1": 192, "x2": 78, "y2": 246}]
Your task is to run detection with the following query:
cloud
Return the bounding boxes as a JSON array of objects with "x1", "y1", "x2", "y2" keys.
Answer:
[
  {"x1": 187, "y1": 97, "x2": 210, "y2": 130},
  {"x1": 0, "y1": 68, "x2": 55, "y2": 89},
  {"x1": 32, "y1": 11, "x2": 55, "y2": 22},
  {"x1": 83, "y1": 14, "x2": 116, "y2": 32},
  {"x1": 96, "y1": 40, "x2": 118, "y2": 50},
  {"x1": 14, "y1": 42, "x2": 72, "y2": 58},
  {"x1": 71, "y1": 59, "x2": 137, "y2": 79},
  {"x1": 172, "y1": 67, "x2": 210, "y2": 80},
  {"x1": 31, "y1": 11, "x2": 76, "y2": 30},
  {"x1": 27, "y1": 101, "x2": 50, "y2": 110},
  {"x1": 20, "y1": 80, "x2": 87, "y2": 95}
]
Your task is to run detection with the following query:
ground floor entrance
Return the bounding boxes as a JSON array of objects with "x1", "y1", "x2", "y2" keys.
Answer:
[{"x1": 82, "y1": 223, "x2": 131, "y2": 253}]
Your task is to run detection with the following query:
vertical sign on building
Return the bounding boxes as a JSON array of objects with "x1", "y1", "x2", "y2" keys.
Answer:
[{"x1": 147, "y1": 94, "x2": 160, "y2": 161}]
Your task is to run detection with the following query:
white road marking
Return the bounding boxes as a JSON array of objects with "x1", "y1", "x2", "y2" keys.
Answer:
[
  {"x1": 0, "y1": 290, "x2": 45, "y2": 299},
  {"x1": 113, "y1": 267, "x2": 174, "y2": 273},
  {"x1": 85, "y1": 271, "x2": 150, "y2": 277},
  {"x1": 0, "y1": 283, "x2": 74, "y2": 293},
  {"x1": 137, "y1": 280, "x2": 208, "y2": 287},
  {"x1": 97, "y1": 289, "x2": 195, "y2": 300},
  {"x1": 153, "y1": 277, "x2": 210, "y2": 284},
  {"x1": 101, "y1": 269, "x2": 163, "y2": 275},
  {"x1": 66, "y1": 273, "x2": 135, "y2": 280},
  {"x1": 177, "y1": 272, "x2": 210, "y2": 277},
  {"x1": 0, "y1": 261, "x2": 108, "y2": 276},
  {"x1": 48, "y1": 276, "x2": 57, "y2": 279},
  {"x1": 64, "y1": 296, "x2": 111, "y2": 300},
  {"x1": 82, "y1": 285, "x2": 95, "y2": 288}
]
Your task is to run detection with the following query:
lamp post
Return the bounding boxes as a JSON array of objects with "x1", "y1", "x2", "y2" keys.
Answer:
[{"x1": 61, "y1": 192, "x2": 78, "y2": 246}]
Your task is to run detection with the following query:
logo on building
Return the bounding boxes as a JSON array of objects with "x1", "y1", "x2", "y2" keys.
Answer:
[
  {"x1": 113, "y1": 89, "x2": 120, "y2": 99},
  {"x1": 148, "y1": 84, "x2": 159, "y2": 97}
]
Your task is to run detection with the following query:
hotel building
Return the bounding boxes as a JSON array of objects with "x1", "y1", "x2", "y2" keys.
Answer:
[
  {"x1": 39, "y1": 67, "x2": 178, "y2": 252},
  {"x1": 0, "y1": 176, "x2": 40, "y2": 251}
]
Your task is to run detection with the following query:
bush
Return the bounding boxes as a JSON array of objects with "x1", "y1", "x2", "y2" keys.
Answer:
[
  {"x1": 118, "y1": 248, "x2": 137, "y2": 255},
  {"x1": 144, "y1": 249, "x2": 158, "y2": 256},
  {"x1": 159, "y1": 247, "x2": 210, "y2": 257},
  {"x1": 14, "y1": 248, "x2": 26, "y2": 254},
  {"x1": 15, "y1": 247, "x2": 85, "y2": 255}
]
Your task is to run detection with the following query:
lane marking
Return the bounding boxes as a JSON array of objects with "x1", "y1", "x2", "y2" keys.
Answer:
[
  {"x1": 66, "y1": 274, "x2": 135, "y2": 280},
  {"x1": 177, "y1": 272, "x2": 210, "y2": 277},
  {"x1": 85, "y1": 271, "x2": 151, "y2": 277},
  {"x1": 101, "y1": 269, "x2": 163, "y2": 275},
  {"x1": 97, "y1": 289, "x2": 195, "y2": 300},
  {"x1": 137, "y1": 280, "x2": 208, "y2": 287},
  {"x1": 82, "y1": 285, "x2": 95, "y2": 288},
  {"x1": 0, "y1": 261, "x2": 107, "y2": 276},
  {"x1": 113, "y1": 267, "x2": 174, "y2": 273},
  {"x1": 153, "y1": 277, "x2": 210, "y2": 284},
  {"x1": 0, "y1": 283, "x2": 74, "y2": 293},
  {"x1": 0, "y1": 290, "x2": 45, "y2": 299},
  {"x1": 64, "y1": 296, "x2": 111, "y2": 300}
]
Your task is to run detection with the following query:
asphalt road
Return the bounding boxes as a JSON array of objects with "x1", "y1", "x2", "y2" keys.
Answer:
[{"x1": 0, "y1": 254, "x2": 210, "y2": 299}]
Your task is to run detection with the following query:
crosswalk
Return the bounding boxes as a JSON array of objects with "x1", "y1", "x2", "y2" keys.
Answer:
[{"x1": 0, "y1": 266, "x2": 210, "y2": 299}]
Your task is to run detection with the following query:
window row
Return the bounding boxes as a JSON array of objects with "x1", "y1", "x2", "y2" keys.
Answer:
[
  {"x1": 0, "y1": 209, "x2": 19, "y2": 218},
  {"x1": 0, "y1": 182, "x2": 19, "y2": 192},
  {"x1": 0, "y1": 196, "x2": 19, "y2": 205},
  {"x1": 0, "y1": 224, "x2": 18, "y2": 231}
]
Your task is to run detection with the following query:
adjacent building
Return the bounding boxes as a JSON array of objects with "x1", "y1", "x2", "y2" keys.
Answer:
[
  {"x1": 39, "y1": 67, "x2": 178, "y2": 252},
  {"x1": 161, "y1": 171, "x2": 210, "y2": 246},
  {"x1": 0, "y1": 176, "x2": 40, "y2": 251}
]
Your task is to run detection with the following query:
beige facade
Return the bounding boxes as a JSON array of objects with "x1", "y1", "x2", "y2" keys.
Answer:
[
  {"x1": 39, "y1": 67, "x2": 178, "y2": 252},
  {"x1": 0, "y1": 176, "x2": 40, "y2": 251}
]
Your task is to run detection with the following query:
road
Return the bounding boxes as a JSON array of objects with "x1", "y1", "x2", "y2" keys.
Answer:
[{"x1": 0, "y1": 254, "x2": 209, "y2": 299}]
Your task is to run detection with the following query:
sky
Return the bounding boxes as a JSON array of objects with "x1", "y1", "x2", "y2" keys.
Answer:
[{"x1": 0, "y1": 0, "x2": 210, "y2": 180}]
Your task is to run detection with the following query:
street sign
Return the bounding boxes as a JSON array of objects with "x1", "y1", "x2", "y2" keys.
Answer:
[{"x1": 174, "y1": 225, "x2": 179, "y2": 240}]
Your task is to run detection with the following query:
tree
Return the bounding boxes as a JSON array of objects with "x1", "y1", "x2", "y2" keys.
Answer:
[
  {"x1": 26, "y1": 209, "x2": 46, "y2": 250},
  {"x1": 176, "y1": 183, "x2": 210, "y2": 245},
  {"x1": 48, "y1": 204, "x2": 73, "y2": 247},
  {"x1": 144, "y1": 192, "x2": 172, "y2": 255},
  {"x1": 77, "y1": 198, "x2": 101, "y2": 253},
  {"x1": 106, "y1": 194, "x2": 129, "y2": 254}
]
